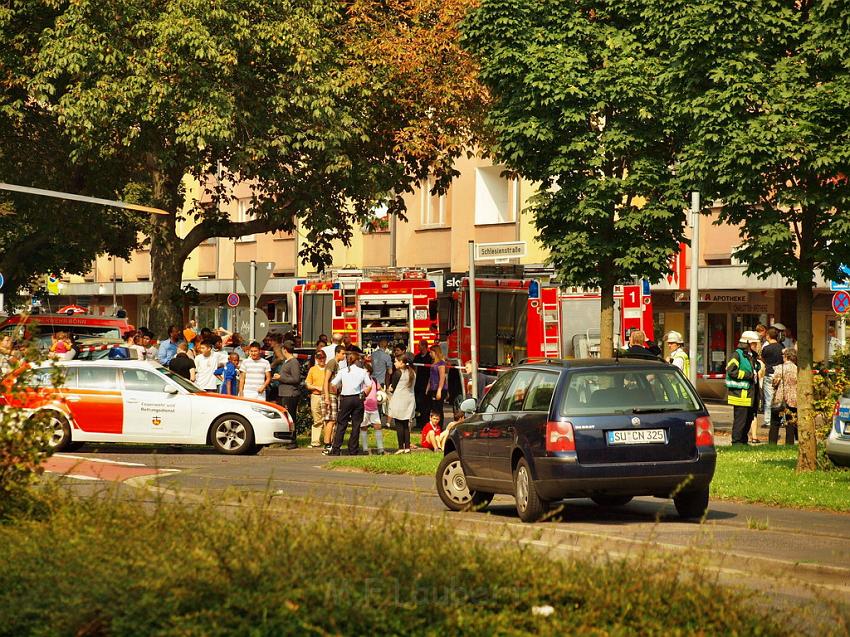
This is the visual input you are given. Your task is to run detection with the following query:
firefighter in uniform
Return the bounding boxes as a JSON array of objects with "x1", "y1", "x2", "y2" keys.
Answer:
[
  {"x1": 666, "y1": 331, "x2": 690, "y2": 378},
  {"x1": 726, "y1": 331, "x2": 761, "y2": 445}
]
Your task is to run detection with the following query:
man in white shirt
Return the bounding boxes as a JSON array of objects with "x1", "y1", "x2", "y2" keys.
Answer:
[
  {"x1": 322, "y1": 332, "x2": 343, "y2": 364},
  {"x1": 239, "y1": 343, "x2": 271, "y2": 400},
  {"x1": 325, "y1": 351, "x2": 369, "y2": 456},
  {"x1": 194, "y1": 341, "x2": 224, "y2": 391}
]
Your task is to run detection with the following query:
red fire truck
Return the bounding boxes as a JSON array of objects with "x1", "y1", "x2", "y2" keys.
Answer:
[
  {"x1": 446, "y1": 277, "x2": 654, "y2": 368},
  {"x1": 293, "y1": 269, "x2": 439, "y2": 351}
]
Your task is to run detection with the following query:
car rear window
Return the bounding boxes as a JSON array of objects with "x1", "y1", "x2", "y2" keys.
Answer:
[{"x1": 560, "y1": 368, "x2": 700, "y2": 416}]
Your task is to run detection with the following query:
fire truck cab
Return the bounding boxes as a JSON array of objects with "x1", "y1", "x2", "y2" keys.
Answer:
[
  {"x1": 294, "y1": 269, "x2": 439, "y2": 353},
  {"x1": 446, "y1": 277, "x2": 654, "y2": 368}
]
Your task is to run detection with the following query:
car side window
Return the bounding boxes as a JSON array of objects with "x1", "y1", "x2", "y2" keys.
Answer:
[
  {"x1": 478, "y1": 372, "x2": 514, "y2": 414},
  {"x1": 122, "y1": 369, "x2": 166, "y2": 392},
  {"x1": 76, "y1": 366, "x2": 118, "y2": 390},
  {"x1": 522, "y1": 371, "x2": 560, "y2": 412},
  {"x1": 500, "y1": 370, "x2": 537, "y2": 412}
]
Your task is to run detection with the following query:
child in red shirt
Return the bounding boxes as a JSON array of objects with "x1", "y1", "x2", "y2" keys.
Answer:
[{"x1": 420, "y1": 410, "x2": 443, "y2": 451}]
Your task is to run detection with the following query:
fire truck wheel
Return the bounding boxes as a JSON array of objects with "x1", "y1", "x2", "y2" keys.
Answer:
[
  {"x1": 436, "y1": 451, "x2": 493, "y2": 512},
  {"x1": 210, "y1": 415, "x2": 255, "y2": 455}
]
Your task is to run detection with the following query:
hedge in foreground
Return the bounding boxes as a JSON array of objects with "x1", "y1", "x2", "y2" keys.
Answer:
[{"x1": 0, "y1": 492, "x2": 800, "y2": 636}]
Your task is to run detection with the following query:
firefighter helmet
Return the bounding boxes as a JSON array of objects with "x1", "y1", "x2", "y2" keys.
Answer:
[{"x1": 665, "y1": 331, "x2": 684, "y2": 344}]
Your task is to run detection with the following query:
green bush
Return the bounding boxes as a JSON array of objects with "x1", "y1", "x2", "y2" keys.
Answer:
[
  {"x1": 0, "y1": 492, "x2": 827, "y2": 636},
  {"x1": 0, "y1": 344, "x2": 62, "y2": 519}
]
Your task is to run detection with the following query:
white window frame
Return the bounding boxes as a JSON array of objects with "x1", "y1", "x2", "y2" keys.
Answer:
[
  {"x1": 474, "y1": 166, "x2": 516, "y2": 225},
  {"x1": 236, "y1": 198, "x2": 255, "y2": 242},
  {"x1": 420, "y1": 178, "x2": 447, "y2": 228}
]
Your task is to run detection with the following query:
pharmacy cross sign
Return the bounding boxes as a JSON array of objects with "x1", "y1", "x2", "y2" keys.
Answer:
[{"x1": 832, "y1": 291, "x2": 850, "y2": 315}]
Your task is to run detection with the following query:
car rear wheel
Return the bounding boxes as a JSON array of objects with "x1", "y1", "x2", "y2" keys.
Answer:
[
  {"x1": 43, "y1": 412, "x2": 72, "y2": 452},
  {"x1": 514, "y1": 458, "x2": 549, "y2": 523},
  {"x1": 673, "y1": 487, "x2": 710, "y2": 520},
  {"x1": 436, "y1": 451, "x2": 493, "y2": 512},
  {"x1": 210, "y1": 415, "x2": 255, "y2": 455},
  {"x1": 591, "y1": 495, "x2": 633, "y2": 507}
]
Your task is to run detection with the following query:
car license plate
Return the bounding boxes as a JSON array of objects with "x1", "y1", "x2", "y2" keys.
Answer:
[{"x1": 607, "y1": 429, "x2": 666, "y2": 445}]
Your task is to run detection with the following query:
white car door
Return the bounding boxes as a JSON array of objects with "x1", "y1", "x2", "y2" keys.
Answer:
[{"x1": 120, "y1": 367, "x2": 193, "y2": 441}]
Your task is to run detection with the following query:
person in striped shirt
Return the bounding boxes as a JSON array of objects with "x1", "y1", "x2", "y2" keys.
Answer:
[{"x1": 239, "y1": 343, "x2": 271, "y2": 400}]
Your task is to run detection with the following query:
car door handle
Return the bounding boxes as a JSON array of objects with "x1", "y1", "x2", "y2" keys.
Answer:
[
  {"x1": 126, "y1": 398, "x2": 139, "y2": 403},
  {"x1": 66, "y1": 395, "x2": 81, "y2": 402}
]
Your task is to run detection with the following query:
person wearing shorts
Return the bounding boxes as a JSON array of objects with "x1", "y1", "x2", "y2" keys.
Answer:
[{"x1": 322, "y1": 345, "x2": 345, "y2": 452}]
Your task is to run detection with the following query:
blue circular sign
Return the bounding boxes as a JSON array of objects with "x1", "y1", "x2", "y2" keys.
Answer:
[
  {"x1": 833, "y1": 291, "x2": 850, "y2": 315},
  {"x1": 227, "y1": 292, "x2": 240, "y2": 308},
  {"x1": 0, "y1": 272, "x2": 4, "y2": 290}
]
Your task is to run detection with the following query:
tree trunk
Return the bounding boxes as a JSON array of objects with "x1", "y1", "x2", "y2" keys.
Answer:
[
  {"x1": 795, "y1": 274, "x2": 817, "y2": 472},
  {"x1": 148, "y1": 214, "x2": 185, "y2": 338},
  {"x1": 146, "y1": 164, "x2": 185, "y2": 337},
  {"x1": 599, "y1": 267, "x2": 616, "y2": 358}
]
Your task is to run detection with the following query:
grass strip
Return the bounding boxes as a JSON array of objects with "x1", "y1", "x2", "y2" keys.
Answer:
[
  {"x1": 326, "y1": 446, "x2": 850, "y2": 512},
  {"x1": 0, "y1": 490, "x2": 814, "y2": 636}
]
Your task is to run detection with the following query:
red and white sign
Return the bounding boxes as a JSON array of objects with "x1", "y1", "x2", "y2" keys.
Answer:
[{"x1": 665, "y1": 243, "x2": 688, "y2": 290}]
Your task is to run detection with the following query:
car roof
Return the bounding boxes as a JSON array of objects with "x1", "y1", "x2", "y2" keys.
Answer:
[{"x1": 517, "y1": 357, "x2": 673, "y2": 373}]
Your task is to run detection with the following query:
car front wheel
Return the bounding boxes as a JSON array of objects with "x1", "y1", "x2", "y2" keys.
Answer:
[
  {"x1": 211, "y1": 415, "x2": 255, "y2": 455},
  {"x1": 514, "y1": 458, "x2": 549, "y2": 523},
  {"x1": 436, "y1": 451, "x2": 493, "y2": 512},
  {"x1": 673, "y1": 487, "x2": 710, "y2": 520}
]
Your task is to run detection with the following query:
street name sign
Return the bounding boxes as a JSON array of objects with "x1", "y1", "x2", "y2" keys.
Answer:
[{"x1": 474, "y1": 241, "x2": 527, "y2": 261}]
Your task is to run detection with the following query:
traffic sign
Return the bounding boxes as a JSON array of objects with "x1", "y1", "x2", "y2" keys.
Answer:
[
  {"x1": 832, "y1": 291, "x2": 850, "y2": 315},
  {"x1": 234, "y1": 261, "x2": 274, "y2": 297},
  {"x1": 828, "y1": 265, "x2": 850, "y2": 291},
  {"x1": 0, "y1": 273, "x2": 4, "y2": 290},
  {"x1": 226, "y1": 293, "x2": 240, "y2": 308}
]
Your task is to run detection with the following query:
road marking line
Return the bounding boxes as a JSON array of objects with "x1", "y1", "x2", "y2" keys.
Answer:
[
  {"x1": 55, "y1": 454, "x2": 147, "y2": 467},
  {"x1": 57, "y1": 474, "x2": 101, "y2": 481}
]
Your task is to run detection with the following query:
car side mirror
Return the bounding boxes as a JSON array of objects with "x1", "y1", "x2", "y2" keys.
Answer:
[
  {"x1": 164, "y1": 384, "x2": 179, "y2": 395},
  {"x1": 460, "y1": 397, "x2": 477, "y2": 415}
]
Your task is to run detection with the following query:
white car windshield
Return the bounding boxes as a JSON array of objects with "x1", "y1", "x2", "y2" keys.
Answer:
[{"x1": 157, "y1": 367, "x2": 202, "y2": 393}]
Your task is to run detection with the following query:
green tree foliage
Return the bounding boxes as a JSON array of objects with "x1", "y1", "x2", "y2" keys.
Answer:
[
  {"x1": 0, "y1": 3, "x2": 140, "y2": 304},
  {"x1": 651, "y1": 0, "x2": 850, "y2": 471},
  {"x1": 3, "y1": 0, "x2": 482, "y2": 333},
  {"x1": 462, "y1": 0, "x2": 687, "y2": 356}
]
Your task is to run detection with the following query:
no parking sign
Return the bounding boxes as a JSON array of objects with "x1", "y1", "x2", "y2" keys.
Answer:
[
  {"x1": 227, "y1": 292, "x2": 240, "y2": 308},
  {"x1": 832, "y1": 291, "x2": 850, "y2": 315}
]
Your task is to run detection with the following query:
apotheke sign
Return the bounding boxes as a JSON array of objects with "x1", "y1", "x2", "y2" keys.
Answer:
[{"x1": 675, "y1": 291, "x2": 749, "y2": 304}]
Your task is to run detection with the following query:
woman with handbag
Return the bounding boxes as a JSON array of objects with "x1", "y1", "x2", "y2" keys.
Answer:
[{"x1": 769, "y1": 349, "x2": 798, "y2": 445}]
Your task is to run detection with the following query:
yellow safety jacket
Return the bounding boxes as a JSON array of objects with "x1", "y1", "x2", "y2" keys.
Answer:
[{"x1": 725, "y1": 348, "x2": 756, "y2": 407}]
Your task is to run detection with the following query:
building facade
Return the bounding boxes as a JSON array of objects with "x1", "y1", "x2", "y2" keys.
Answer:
[{"x1": 48, "y1": 157, "x2": 843, "y2": 365}]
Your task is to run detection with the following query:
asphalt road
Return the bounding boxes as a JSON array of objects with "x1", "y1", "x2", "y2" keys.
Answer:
[{"x1": 46, "y1": 442, "x2": 850, "y2": 627}]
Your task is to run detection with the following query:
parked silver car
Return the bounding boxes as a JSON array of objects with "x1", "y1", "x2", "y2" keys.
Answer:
[{"x1": 827, "y1": 399, "x2": 850, "y2": 468}]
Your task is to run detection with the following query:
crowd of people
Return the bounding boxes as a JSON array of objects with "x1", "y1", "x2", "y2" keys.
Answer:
[
  {"x1": 722, "y1": 323, "x2": 799, "y2": 446},
  {"x1": 119, "y1": 323, "x2": 462, "y2": 456}
]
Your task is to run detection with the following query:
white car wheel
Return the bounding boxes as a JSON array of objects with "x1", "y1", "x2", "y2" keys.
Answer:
[{"x1": 211, "y1": 415, "x2": 255, "y2": 455}]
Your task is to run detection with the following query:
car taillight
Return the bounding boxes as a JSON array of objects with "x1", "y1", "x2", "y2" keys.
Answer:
[
  {"x1": 834, "y1": 401, "x2": 841, "y2": 419},
  {"x1": 546, "y1": 420, "x2": 575, "y2": 452},
  {"x1": 695, "y1": 416, "x2": 713, "y2": 446}
]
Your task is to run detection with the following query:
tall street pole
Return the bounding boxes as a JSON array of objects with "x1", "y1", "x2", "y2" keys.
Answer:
[
  {"x1": 689, "y1": 192, "x2": 700, "y2": 386},
  {"x1": 249, "y1": 259, "x2": 257, "y2": 343},
  {"x1": 468, "y1": 240, "x2": 479, "y2": 400}
]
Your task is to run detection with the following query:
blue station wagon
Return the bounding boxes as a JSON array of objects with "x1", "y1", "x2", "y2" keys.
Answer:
[{"x1": 436, "y1": 357, "x2": 717, "y2": 522}]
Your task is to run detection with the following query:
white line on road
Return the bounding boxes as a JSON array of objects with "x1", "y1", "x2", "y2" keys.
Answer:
[{"x1": 55, "y1": 454, "x2": 148, "y2": 467}]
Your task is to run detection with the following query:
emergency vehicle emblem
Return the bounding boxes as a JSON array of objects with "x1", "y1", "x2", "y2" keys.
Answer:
[{"x1": 152, "y1": 416, "x2": 162, "y2": 427}]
